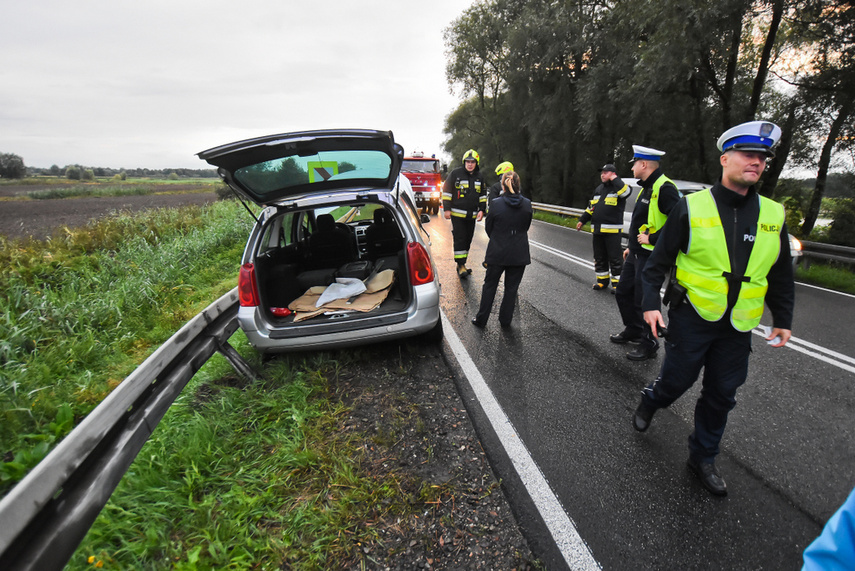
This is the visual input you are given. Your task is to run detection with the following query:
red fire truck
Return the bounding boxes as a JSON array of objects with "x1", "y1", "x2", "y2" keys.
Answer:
[{"x1": 401, "y1": 152, "x2": 443, "y2": 215}]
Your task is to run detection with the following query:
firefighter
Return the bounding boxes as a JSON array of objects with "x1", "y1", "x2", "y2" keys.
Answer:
[
  {"x1": 443, "y1": 149, "x2": 487, "y2": 277},
  {"x1": 488, "y1": 161, "x2": 515, "y2": 211},
  {"x1": 633, "y1": 121, "x2": 795, "y2": 496},
  {"x1": 610, "y1": 145, "x2": 682, "y2": 361},
  {"x1": 576, "y1": 164, "x2": 631, "y2": 291}
]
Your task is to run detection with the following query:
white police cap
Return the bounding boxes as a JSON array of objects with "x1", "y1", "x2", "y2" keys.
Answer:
[
  {"x1": 717, "y1": 121, "x2": 781, "y2": 157},
  {"x1": 630, "y1": 145, "x2": 666, "y2": 162}
]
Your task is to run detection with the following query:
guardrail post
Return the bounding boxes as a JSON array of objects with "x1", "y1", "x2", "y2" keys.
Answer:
[{"x1": 215, "y1": 338, "x2": 261, "y2": 382}]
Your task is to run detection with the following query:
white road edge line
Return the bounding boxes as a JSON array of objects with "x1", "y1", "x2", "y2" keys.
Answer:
[
  {"x1": 531, "y1": 240, "x2": 595, "y2": 269},
  {"x1": 440, "y1": 310, "x2": 601, "y2": 571}
]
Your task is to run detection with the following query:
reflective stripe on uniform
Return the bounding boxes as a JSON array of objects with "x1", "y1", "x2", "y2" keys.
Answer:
[{"x1": 450, "y1": 208, "x2": 477, "y2": 218}]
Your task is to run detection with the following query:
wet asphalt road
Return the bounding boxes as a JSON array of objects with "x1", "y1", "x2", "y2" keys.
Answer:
[{"x1": 423, "y1": 213, "x2": 855, "y2": 570}]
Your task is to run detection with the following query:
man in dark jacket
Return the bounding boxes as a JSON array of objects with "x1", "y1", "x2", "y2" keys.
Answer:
[
  {"x1": 576, "y1": 164, "x2": 632, "y2": 291},
  {"x1": 472, "y1": 172, "x2": 532, "y2": 328},
  {"x1": 633, "y1": 121, "x2": 794, "y2": 496},
  {"x1": 443, "y1": 149, "x2": 487, "y2": 277}
]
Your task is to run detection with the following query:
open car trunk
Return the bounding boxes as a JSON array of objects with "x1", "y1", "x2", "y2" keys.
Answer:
[{"x1": 249, "y1": 202, "x2": 414, "y2": 336}]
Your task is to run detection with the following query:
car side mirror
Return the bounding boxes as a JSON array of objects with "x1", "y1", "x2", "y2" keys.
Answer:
[{"x1": 420, "y1": 213, "x2": 431, "y2": 224}]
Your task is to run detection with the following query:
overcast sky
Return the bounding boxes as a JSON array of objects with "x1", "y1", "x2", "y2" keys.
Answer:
[{"x1": 1, "y1": 1, "x2": 472, "y2": 170}]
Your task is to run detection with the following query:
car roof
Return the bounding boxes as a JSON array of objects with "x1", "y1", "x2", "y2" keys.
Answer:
[{"x1": 197, "y1": 129, "x2": 404, "y2": 207}]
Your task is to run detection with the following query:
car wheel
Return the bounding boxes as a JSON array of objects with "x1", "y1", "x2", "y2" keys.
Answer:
[{"x1": 421, "y1": 317, "x2": 444, "y2": 343}]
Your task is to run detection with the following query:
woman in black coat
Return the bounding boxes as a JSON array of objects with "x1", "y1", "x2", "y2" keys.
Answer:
[{"x1": 472, "y1": 172, "x2": 532, "y2": 328}]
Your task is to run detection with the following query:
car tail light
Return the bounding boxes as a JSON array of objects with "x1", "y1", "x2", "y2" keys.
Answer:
[
  {"x1": 238, "y1": 263, "x2": 260, "y2": 307},
  {"x1": 407, "y1": 242, "x2": 435, "y2": 286}
]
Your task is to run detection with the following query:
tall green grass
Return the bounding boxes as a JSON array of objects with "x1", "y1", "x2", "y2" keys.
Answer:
[
  {"x1": 0, "y1": 200, "x2": 251, "y2": 491},
  {"x1": 69, "y1": 351, "x2": 408, "y2": 569},
  {"x1": 796, "y1": 262, "x2": 855, "y2": 294}
]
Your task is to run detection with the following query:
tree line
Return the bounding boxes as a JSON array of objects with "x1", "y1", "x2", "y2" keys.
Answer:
[
  {"x1": 0, "y1": 153, "x2": 217, "y2": 181},
  {"x1": 441, "y1": 0, "x2": 854, "y2": 239}
]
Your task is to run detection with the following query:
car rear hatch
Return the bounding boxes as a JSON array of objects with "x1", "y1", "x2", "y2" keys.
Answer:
[{"x1": 197, "y1": 129, "x2": 404, "y2": 207}]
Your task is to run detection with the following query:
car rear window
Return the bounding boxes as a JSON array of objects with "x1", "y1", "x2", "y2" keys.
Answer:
[{"x1": 233, "y1": 150, "x2": 394, "y2": 197}]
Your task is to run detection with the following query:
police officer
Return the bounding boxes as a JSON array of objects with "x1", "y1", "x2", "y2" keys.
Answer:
[
  {"x1": 576, "y1": 164, "x2": 631, "y2": 291},
  {"x1": 633, "y1": 121, "x2": 795, "y2": 496},
  {"x1": 443, "y1": 149, "x2": 487, "y2": 277},
  {"x1": 610, "y1": 146, "x2": 681, "y2": 360}
]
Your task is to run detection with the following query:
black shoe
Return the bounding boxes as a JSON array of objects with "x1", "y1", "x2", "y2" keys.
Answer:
[
  {"x1": 482, "y1": 260, "x2": 488, "y2": 269},
  {"x1": 633, "y1": 400, "x2": 656, "y2": 432},
  {"x1": 627, "y1": 344, "x2": 658, "y2": 361},
  {"x1": 499, "y1": 321, "x2": 511, "y2": 329},
  {"x1": 609, "y1": 331, "x2": 641, "y2": 344},
  {"x1": 687, "y1": 458, "x2": 728, "y2": 496},
  {"x1": 471, "y1": 318, "x2": 485, "y2": 328},
  {"x1": 592, "y1": 282, "x2": 608, "y2": 291}
]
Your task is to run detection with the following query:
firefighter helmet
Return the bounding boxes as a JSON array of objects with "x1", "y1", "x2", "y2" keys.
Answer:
[
  {"x1": 495, "y1": 161, "x2": 514, "y2": 175},
  {"x1": 462, "y1": 149, "x2": 480, "y2": 164}
]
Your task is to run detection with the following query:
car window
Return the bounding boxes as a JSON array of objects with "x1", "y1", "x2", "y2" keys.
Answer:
[{"x1": 233, "y1": 150, "x2": 393, "y2": 198}]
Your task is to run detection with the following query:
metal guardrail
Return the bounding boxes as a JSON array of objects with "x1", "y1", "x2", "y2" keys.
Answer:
[
  {"x1": 0, "y1": 288, "x2": 253, "y2": 571},
  {"x1": 531, "y1": 201, "x2": 584, "y2": 218},
  {"x1": 531, "y1": 202, "x2": 855, "y2": 266},
  {"x1": 798, "y1": 239, "x2": 855, "y2": 267}
]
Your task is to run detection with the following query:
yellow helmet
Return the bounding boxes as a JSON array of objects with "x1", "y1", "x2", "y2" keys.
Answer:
[
  {"x1": 462, "y1": 149, "x2": 480, "y2": 164},
  {"x1": 495, "y1": 161, "x2": 514, "y2": 175}
]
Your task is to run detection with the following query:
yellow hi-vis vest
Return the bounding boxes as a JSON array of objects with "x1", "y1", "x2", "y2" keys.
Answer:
[
  {"x1": 675, "y1": 189, "x2": 785, "y2": 331},
  {"x1": 641, "y1": 174, "x2": 678, "y2": 251}
]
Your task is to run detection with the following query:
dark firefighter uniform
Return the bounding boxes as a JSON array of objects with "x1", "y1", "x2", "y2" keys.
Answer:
[
  {"x1": 614, "y1": 147, "x2": 681, "y2": 358},
  {"x1": 578, "y1": 165, "x2": 631, "y2": 290},
  {"x1": 636, "y1": 120, "x2": 794, "y2": 496},
  {"x1": 443, "y1": 150, "x2": 487, "y2": 273}
]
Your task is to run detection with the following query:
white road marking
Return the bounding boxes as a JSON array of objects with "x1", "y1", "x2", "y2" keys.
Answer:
[
  {"x1": 531, "y1": 239, "x2": 594, "y2": 269},
  {"x1": 533, "y1": 237, "x2": 854, "y2": 375},
  {"x1": 752, "y1": 328, "x2": 855, "y2": 374},
  {"x1": 441, "y1": 310, "x2": 601, "y2": 570}
]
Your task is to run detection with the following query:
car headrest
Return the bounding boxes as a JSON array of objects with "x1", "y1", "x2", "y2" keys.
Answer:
[
  {"x1": 316, "y1": 214, "x2": 335, "y2": 232},
  {"x1": 374, "y1": 209, "x2": 391, "y2": 225}
]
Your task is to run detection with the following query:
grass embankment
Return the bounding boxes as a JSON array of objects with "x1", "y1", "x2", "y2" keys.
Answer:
[
  {"x1": 0, "y1": 200, "x2": 249, "y2": 490},
  {"x1": 532, "y1": 211, "x2": 855, "y2": 294},
  {"x1": 0, "y1": 198, "x2": 459, "y2": 569}
]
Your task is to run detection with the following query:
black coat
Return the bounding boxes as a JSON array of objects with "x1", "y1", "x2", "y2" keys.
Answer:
[{"x1": 484, "y1": 192, "x2": 532, "y2": 266}]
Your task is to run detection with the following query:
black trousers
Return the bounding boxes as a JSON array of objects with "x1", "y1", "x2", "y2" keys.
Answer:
[
  {"x1": 614, "y1": 249, "x2": 657, "y2": 349},
  {"x1": 641, "y1": 302, "x2": 752, "y2": 462},
  {"x1": 475, "y1": 264, "x2": 526, "y2": 326},
  {"x1": 451, "y1": 216, "x2": 477, "y2": 265},
  {"x1": 592, "y1": 233, "x2": 623, "y2": 286}
]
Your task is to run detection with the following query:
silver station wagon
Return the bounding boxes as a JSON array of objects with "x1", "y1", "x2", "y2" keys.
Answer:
[{"x1": 198, "y1": 129, "x2": 443, "y2": 353}]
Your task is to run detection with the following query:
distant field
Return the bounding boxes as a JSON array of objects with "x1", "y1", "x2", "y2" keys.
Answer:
[{"x1": 0, "y1": 178, "x2": 222, "y2": 241}]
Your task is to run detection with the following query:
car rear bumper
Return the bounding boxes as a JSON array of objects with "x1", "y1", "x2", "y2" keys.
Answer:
[{"x1": 237, "y1": 284, "x2": 441, "y2": 352}]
